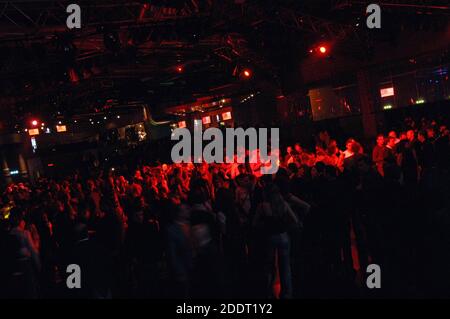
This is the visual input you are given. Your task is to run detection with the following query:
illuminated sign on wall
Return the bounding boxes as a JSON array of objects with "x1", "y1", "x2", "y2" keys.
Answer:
[
  {"x1": 28, "y1": 128, "x2": 40, "y2": 136},
  {"x1": 56, "y1": 125, "x2": 67, "y2": 132},
  {"x1": 222, "y1": 112, "x2": 232, "y2": 120},
  {"x1": 202, "y1": 116, "x2": 211, "y2": 125},
  {"x1": 380, "y1": 87, "x2": 395, "y2": 97}
]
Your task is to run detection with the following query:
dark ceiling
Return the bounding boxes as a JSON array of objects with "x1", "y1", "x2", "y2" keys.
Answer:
[{"x1": 0, "y1": 0, "x2": 449, "y2": 130}]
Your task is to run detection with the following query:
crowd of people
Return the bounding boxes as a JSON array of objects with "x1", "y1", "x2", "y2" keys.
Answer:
[{"x1": 1, "y1": 117, "x2": 449, "y2": 299}]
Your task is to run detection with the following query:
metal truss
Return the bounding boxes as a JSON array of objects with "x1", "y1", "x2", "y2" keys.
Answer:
[{"x1": 0, "y1": 0, "x2": 210, "y2": 42}]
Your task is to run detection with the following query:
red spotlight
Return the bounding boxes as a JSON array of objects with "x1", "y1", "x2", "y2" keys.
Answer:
[
  {"x1": 31, "y1": 120, "x2": 38, "y2": 126},
  {"x1": 319, "y1": 46, "x2": 327, "y2": 54},
  {"x1": 242, "y1": 69, "x2": 252, "y2": 78},
  {"x1": 176, "y1": 66, "x2": 184, "y2": 73}
]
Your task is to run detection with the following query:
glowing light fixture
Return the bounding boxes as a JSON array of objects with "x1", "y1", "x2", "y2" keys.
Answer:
[
  {"x1": 222, "y1": 112, "x2": 232, "y2": 120},
  {"x1": 202, "y1": 116, "x2": 211, "y2": 125},
  {"x1": 380, "y1": 87, "x2": 395, "y2": 97},
  {"x1": 28, "y1": 128, "x2": 40, "y2": 136},
  {"x1": 415, "y1": 99, "x2": 425, "y2": 104},
  {"x1": 56, "y1": 125, "x2": 67, "y2": 132}
]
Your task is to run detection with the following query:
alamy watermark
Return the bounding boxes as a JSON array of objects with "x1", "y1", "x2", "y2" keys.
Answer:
[
  {"x1": 171, "y1": 123, "x2": 280, "y2": 175},
  {"x1": 66, "y1": 263, "x2": 81, "y2": 289},
  {"x1": 66, "y1": 4, "x2": 381, "y2": 30},
  {"x1": 66, "y1": 4, "x2": 81, "y2": 29},
  {"x1": 366, "y1": 4, "x2": 381, "y2": 29},
  {"x1": 366, "y1": 264, "x2": 381, "y2": 289}
]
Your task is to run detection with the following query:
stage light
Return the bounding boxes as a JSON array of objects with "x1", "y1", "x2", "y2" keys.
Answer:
[
  {"x1": 416, "y1": 98, "x2": 425, "y2": 104},
  {"x1": 383, "y1": 105, "x2": 392, "y2": 110},
  {"x1": 177, "y1": 66, "x2": 184, "y2": 73},
  {"x1": 31, "y1": 120, "x2": 38, "y2": 126},
  {"x1": 319, "y1": 46, "x2": 327, "y2": 54},
  {"x1": 242, "y1": 69, "x2": 251, "y2": 78}
]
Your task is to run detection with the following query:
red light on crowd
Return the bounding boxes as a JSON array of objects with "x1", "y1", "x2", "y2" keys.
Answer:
[{"x1": 319, "y1": 46, "x2": 327, "y2": 54}]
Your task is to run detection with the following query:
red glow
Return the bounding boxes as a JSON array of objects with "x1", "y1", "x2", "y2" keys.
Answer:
[
  {"x1": 139, "y1": 3, "x2": 150, "y2": 21},
  {"x1": 177, "y1": 66, "x2": 184, "y2": 73},
  {"x1": 202, "y1": 116, "x2": 211, "y2": 125},
  {"x1": 222, "y1": 112, "x2": 232, "y2": 120},
  {"x1": 47, "y1": 163, "x2": 55, "y2": 167},
  {"x1": 178, "y1": 121, "x2": 186, "y2": 128},
  {"x1": 243, "y1": 69, "x2": 251, "y2": 78},
  {"x1": 319, "y1": 46, "x2": 327, "y2": 54},
  {"x1": 68, "y1": 68, "x2": 79, "y2": 83},
  {"x1": 380, "y1": 87, "x2": 395, "y2": 97},
  {"x1": 31, "y1": 120, "x2": 38, "y2": 126}
]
